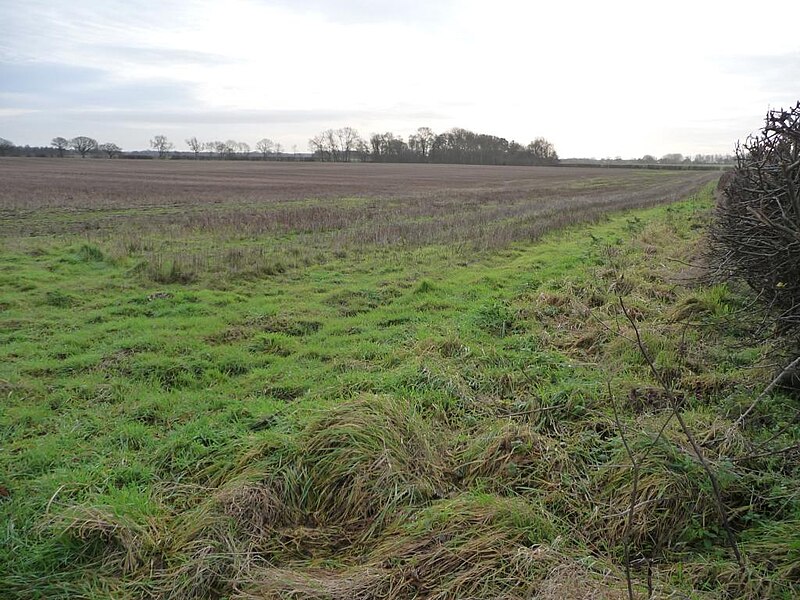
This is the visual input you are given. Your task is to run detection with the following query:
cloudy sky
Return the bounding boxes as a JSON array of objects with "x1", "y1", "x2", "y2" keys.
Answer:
[{"x1": 1, "y1": 0, "x2": 798, "y2": 158}]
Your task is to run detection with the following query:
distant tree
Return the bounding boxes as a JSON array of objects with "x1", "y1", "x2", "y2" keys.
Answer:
[
  {"x1": 527, "y1": 137, "x2": 559, "y2": 165},
  {"x1": 323, "y1": 129, "x2": 340, "y2": 162},
  {"x1": 256, "y1": 138, "x2": 274, "y2": 160},
  {"x1": 355, "y1": 139, "x2": 370, "y2": 162},
  {"x1": 211, "y1": 140, "x2": 233, "y2": 158},
  {"x1": 208, "y1": 141, "x2": 225, "y2": 158},
  {"x1": 274, "y1": 143, "x2": 283, "y2": 159},
  {"x1": 98, "y1": 142, "x2": 122, "y2": 158},
  {"x1": 51, "y1": 137, "x2": 69, "y2": 158},
  {"x1": 641, "y1": 154, "x2": 657, "y2": 163},
  {"x1": 308, "y1": 133, "x2": 327, "y2": 161},
  {"x1": 0, "y1": 137, "x2": 14, "y2": 156},
  {"x1": 369, "y1": 133, "x2": 384, "y2": 160},
  {"x1": 237, "y1": 141, "x2": 251, "y2": 157},
  {"x1": 150, "y1": 135, "x2": 173, "y2": 159},
  {"x1": 186, "y1": 137, "x2": 203, "y2": 159},
  {"x1": 70, "y1": 136, "x2": 98, "y2": 158},
  {"x1": 336, "y1": 127, "x2": 362, "y2": 162},
  {"x1": 223, "y1": 140, "x2": 239, "y2": 159},
  {"x1": 370, "y1": 132, "x2": 411, "y2": 162},
  {"x1": 409, "y1": 127, "x2": 435, "y2": 160},
  {"x1": 659, "y1": 153, "x2": 683, "y2": 164}
]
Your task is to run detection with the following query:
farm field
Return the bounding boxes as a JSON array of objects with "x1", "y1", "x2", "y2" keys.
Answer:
[
  {"x1": 0, "y1": 160, "x2": 716, "y2": 283},
  {"x1": 1, "y1": 161, "x2": 798, "y2": 598}
]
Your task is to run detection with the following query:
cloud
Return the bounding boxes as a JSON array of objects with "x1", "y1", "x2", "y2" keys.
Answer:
[
  {"x1": 719, "y1": 52, "x2": 800, "y2": 103},
  {"x1": 0, "y1": 108, "x2": 39, "y2": 118},
  {"x1": 57, "y1": 106, "x2": 445, "y2": 125},
  {"x1": 1, "y1": 1, "x2": 799, "y2": 156},
  {"x1": 99, "y1": 46, "x2": 235, "y2": 68},
  {"x1": 263, "y1": 0, "x2": 454, "y2": 24},
  {"x1": 0, "y1": 63, "x2": 196, "y2": 110}
]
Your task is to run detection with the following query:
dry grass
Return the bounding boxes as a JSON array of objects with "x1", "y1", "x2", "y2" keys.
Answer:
[
  {"x1": 48, "y1": 505, "x2": 165, "y2": 575},
  {"x1": 456, "y1": 421, "x2": 574, "y2": 495},
  {"x1": 234, "y1": 493, "x2": 628, "y2": 600}
]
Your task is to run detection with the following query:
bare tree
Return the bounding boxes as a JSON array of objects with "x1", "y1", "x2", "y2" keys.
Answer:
[
  {"x1": 51, "y1": 137, "x2": 69, "y2": 158},
  {"x1": 210, "y1": 140, "x2": 230, "y2": 158},
  {"x1": 70, "y1": 136, "x2": 98, "y2": 158},
  {"x1": 324, "y1": 129, "x2": 341, "y2": 162},
  {"x1": 222, "y1": 140, "x2": 239, "y2": 159},
  {"x1": 256, "y1": 138, "x2": 274, "y2": 160},
  {"x1": 336, "y1": 126, "x2": 362, "y2": 162},
  {"x1": 150, "y1": 135, "x2": 173, "y2": 159},
  {"x1": 308, "y1": 133, "x2": 326, "y2": 161},
  {"x1": 274, "y1": 143, "x2": 283, "y2": 159},
  {"x1": 410, "y1": 127, "x2": 435, "y2": 160},
  {"x1": 237, "y1": 141, "x2": 251, "y2": 158},
  {"x1": 527, "y1": 137, "x2": 559, "y2": 165},
  {"x1": 98, "y1": 142, "x2": 122, "y2": 158},
  {"x1": 659, "y1": 153, "x2": 684, "y2": 164},
  {"x1": 207, "y1": 141, "x2": 222, "y2": 158},
  {"x1": 186, "y1": 137, "x2": 203, "y2": 159}
]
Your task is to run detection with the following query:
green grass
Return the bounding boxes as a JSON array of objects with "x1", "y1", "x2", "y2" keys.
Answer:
[{"x1": 2, "y1": 183, "x2": 799, "y2": 598}]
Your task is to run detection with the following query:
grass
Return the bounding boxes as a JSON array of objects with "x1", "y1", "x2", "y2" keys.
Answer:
[{"x1": 2, "y1": 177, "x2": 799, "y2": 598}]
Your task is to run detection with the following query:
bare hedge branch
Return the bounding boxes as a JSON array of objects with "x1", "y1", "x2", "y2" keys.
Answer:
[{"x1": 710, "y1": 102, "x2": 800, "y2": 333}]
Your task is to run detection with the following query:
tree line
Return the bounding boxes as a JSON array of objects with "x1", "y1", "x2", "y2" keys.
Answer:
[
  {"x1": 0, "y1": 131, "x2": 733, "y2": 165},
  {"x1": 0, "y1": 128, "x2": 559, "y2": 166},
  {"x1": 308, "y1": 126, "x2": 560, "y2": 166}
]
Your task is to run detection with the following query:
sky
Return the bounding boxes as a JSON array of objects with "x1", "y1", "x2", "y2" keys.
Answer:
[{"x1": 1, "y1": 0, "x2": 798, "y2": 158}]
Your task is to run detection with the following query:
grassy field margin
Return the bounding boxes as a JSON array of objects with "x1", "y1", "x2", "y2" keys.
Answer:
[{"x1": 2, "y1": 182, "x2": 799, "y2": 598}]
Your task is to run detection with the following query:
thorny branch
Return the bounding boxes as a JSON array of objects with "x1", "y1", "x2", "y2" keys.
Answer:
[{"x1": 618, "y1": 297, "x2": 745, "y2": 571}]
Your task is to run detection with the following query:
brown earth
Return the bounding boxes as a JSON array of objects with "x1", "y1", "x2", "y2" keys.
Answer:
[
  {"x1": 0, "y1": 158, "x2": 718, "y2": 209},
  {"x1": 0, "y1": 158, "x2": 718, "y2": 250}
]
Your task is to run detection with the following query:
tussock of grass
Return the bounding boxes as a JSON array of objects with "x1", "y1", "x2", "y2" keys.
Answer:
[
  {"x1": 77, "y1": 243, "x2": 105, "y2": 262},
  {"x1": 456, "y1": 421, "x2": 573, "y2": 495},
  {"x1": 591, "y1": 433, "x2": 718, "y2": 553},
  {"x1": 296, "y1": 395, "x2": 447, "y2": 537},
  {"x1": 48, "y1": 504, "x2": 164, "y2": 575}
]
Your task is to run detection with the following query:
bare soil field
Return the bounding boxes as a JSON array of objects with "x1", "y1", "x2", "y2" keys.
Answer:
[
  {"x1": 0, "y1": 158, "x2": 714, "y2": 210},
  {"x1": 0, "y1": 159, "x2": 718, "y2": 250}
]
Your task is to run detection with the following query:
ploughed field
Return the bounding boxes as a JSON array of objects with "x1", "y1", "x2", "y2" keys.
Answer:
[
  {"x1": 0, "y1": 159, "x2": 715, "y2": 212},
  {"x1": 0, "y1": 159, "x2": 717, "y2": 283},
  {"x1": 4, "y1": 162, "x2": 795, "y2": 599}
]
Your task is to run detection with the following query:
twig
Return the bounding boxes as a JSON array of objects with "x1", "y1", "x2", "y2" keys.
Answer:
[
  {"x1": 609, "y1": 381, "x2": 638, "y2": 600},
  {"x1": 750, "y1": 410, "x2": 800, "y2": 452},
  {"x1": 730, "y1": 354, "x2": 800, "y2": 430},
  {"x1": 730, "y1": 442, "x2": 800, "y2": 463},
  {"x1": 619, "y1": 297, "x2": 745, "y2": 571},
  {"x1": 503, "y1": 405, "x2": 562, "y2": 418}
]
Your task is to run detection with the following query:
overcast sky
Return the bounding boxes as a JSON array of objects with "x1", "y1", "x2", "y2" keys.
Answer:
[{"x1": 1, "y1": 0, "x2": 798, "y2": 158}]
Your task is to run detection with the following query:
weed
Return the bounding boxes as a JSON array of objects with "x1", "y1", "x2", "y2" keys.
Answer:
[{"x1": 77, "y1": 243, "x2": 104, "y2": 262}]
